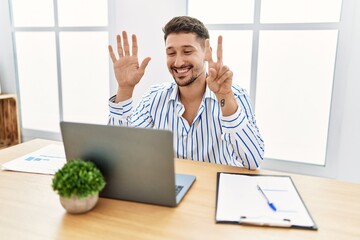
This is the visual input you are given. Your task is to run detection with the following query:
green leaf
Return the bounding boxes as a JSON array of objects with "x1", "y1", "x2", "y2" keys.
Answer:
[{"x1": 52, "y1": 159, "x2": 106, "y2": 198}]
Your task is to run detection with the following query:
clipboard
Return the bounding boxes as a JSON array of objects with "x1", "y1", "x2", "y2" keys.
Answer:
[{"x1": 215, "y1": 172, "x2": 318, "y2": 230}]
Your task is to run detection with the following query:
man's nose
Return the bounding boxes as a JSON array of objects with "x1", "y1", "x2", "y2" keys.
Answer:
[{"x1": 174, "y1": 55, "x2": 185, "y2": 67}]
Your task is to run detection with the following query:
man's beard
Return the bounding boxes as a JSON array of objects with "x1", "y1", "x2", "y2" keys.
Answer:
[
  {"x1": 174, "y1": 75, "x2": 197, "y2": 87},
  {"x1": 173, "y1": 70, "x2": 204, "y2": 87}
]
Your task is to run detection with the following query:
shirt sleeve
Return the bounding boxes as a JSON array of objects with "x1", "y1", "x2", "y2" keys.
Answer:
[
  {"x1": 108, "y1": 95, "x2": 133, "y2": 126},
  {"x1": 107, "y1": 94, "x2": 154, "y2": 128},
  {"x1": 221, "y1": 89, "x2": 265, "y2": 170}
]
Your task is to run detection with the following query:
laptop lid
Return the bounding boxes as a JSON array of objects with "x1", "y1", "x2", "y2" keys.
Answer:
[{"x1": 60, "y1": 121, "x2": 195, "y2": 207}]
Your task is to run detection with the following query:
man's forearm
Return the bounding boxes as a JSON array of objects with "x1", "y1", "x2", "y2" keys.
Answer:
[{"x1": 216, "y1": 92, "x2": 238, "y2": 117}]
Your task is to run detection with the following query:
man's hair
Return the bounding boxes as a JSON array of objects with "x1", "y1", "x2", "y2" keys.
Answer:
[{"x1": 163, "y1": 16, "x2": 209, "y2": 43}]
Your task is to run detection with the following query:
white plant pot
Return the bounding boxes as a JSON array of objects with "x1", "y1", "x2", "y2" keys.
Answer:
[{"x1": 60, "y1": 193, "x2": 99, "y2": 214}]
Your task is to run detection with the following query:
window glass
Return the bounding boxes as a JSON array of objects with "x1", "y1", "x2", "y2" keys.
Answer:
[
  {"x1": 59, "y1": 32, "x2": 109, "y2": 124},
  {"x1": 57, "y1": 0, "x2": 108, "y2": 26},
  {"x1": 260, "y1": 0, "x2": 342, "y2": 23},
  {"x1": 11, "y1": 0, "x2": 54, "y2": 27},
  {"x1": 255, "y1": 30, "x2": 338, "y2": 165},
  {"x1": 188, "y1": 0, "x2": 254, "y2": 24},
  {"x1": 15, "y1": 32, "x2": 60, "y2": 131},
  {"x1": 209, "y1": 30, "x2": 253, "y2": 92}
]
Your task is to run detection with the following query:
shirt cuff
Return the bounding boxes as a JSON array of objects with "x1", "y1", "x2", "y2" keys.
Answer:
[
  {"x1": 220, "y1": 106, "x2": 247, "y2": 133},
  {"x1": 108, "y1": 95, "x2": 133, "y2": 117}
]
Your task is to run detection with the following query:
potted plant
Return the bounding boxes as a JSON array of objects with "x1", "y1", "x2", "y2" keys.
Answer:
[{"x1": 52, "y1": 159, "x2": 106, "y2": 214}]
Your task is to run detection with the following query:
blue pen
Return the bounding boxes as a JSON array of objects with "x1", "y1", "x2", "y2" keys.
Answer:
[{"x1": 257, "y1": 185, "x2": 277, "y2": 212}]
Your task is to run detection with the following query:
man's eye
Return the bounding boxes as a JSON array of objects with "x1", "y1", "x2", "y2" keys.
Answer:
[
  {"x1": 167, "y1": 52, "x2": 175, "y2": 56},
  {"x1": 184, "y1": 51, "x2": 192, "y2": 55}
]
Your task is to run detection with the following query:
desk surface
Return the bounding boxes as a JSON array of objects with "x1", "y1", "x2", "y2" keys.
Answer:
[{"x1": 1, "y1": 139, "x2": 359, "y2": 240}]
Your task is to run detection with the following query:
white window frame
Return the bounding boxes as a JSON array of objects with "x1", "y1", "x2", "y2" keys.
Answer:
[{"x1": 9, "y1": 0, "x2": 114, "y2": 142}]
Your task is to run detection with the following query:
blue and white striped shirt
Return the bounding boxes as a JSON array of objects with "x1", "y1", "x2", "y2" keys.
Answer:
[{"x1": 108, "y1": 82, "x2": 264, "y2": 169}]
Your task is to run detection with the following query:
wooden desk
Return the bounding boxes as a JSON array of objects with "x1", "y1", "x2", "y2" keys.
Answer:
[{"x1": 1, "y1": 139, "x2": 359, "y2": 240}]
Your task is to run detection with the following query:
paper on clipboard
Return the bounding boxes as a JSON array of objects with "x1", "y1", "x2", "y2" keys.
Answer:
[{"x1": 215, "y1": 172, "x2": 317, "y2": 230}]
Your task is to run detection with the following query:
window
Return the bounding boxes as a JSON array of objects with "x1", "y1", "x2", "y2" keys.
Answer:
[
  {"x1": 188, "y1": 0, "x2": 342, "y2": 168},
  {"x1": 10, "y1": 0, "x2": 109, "y2": 137}
]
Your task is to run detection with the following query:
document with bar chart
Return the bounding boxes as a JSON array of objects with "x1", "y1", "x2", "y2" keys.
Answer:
[{"x1": 1, "y1": 144, "x2": 66, "y2": 175}]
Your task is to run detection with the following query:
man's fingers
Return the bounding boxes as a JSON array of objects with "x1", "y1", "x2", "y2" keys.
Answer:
[
  {"x1": 217, "y1": 35, "x2": 223, "y2": 63},
  {"x1": 132, "y1": 34, "x2": 138, "y2": 56},
  {"x1": 217, "y1": 65, "x2": 229, "y2": 79},
  {"x1": 122, "y1": 31, "x2": 130, "y2": 56},
  {"x1": 108, "y1": 45, "x2": 117, "y2": 63},
  {"x1": 116, "y1": 32, "x2": 138, "y2": 57},
  {"x1": 217, "y1": 70, "x2": 233, "y2": 85},
  {"x1": 214, "y1": 65, "x2": 232, "y2": 85},
  {"x1": 205, "y1": 39, "x2": 213, "y2": 63},
  {"x1": 116, "y1": 35, "x2": 124, "y2": 57}
]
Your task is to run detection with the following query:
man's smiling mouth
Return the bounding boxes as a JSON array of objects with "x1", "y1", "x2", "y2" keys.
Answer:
[{"x1": 172, "y1": 65, "x2": 192, "y2": 74}]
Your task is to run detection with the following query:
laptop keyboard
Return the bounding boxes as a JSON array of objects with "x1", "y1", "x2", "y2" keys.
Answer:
[{"x1": 175, "y1": 185, "x2": 184, "y2": 196}]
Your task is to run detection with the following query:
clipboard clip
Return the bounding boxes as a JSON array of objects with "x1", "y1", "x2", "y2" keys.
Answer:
[{"x1": 239, "y1": 216, "x2": 292, "y2": 228}]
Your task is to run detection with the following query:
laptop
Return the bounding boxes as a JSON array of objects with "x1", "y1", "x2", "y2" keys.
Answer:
[{"x1": 60, "y1": 121, "x2": 196, "y2": 207}]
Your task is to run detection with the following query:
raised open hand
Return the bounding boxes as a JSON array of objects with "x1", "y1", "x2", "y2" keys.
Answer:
[
  {"x1": 108, "y1": 31, "x2": 151, "y2": 91},
  {"x1": 205, "y1": 36, "x2": 233, "y2": 97}
]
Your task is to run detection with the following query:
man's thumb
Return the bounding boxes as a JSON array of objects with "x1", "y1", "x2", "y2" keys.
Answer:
[{"x1": 139, "y1": 57, "x2": 151, "y2": 74}]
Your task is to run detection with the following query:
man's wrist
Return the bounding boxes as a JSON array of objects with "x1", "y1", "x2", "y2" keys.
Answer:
[
  {"x1": 216, "y1": 92, "x2": 238, "y2": 117},
  {"x1": 115, "y1": 86, "x2": 135, "y2": 103}
]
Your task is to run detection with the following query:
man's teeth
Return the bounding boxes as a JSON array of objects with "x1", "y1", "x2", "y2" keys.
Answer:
[{"x1": 176, "y1": 68, "x2": 189, "y2": 73}]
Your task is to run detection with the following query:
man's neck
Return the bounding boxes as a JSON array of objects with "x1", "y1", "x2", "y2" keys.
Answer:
[
  {"x1": 178, "y1": 77, "x2": 206, "y2": 125},
  {"x1": 178, "y1": 77, "x2": 206, "y2": 104}
]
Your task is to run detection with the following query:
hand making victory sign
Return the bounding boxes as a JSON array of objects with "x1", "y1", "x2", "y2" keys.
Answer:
[
  {"x1": 205, "y1": 36, "x2": 238, "y2": 116},
  {"x1": 108, "y1": 31, "x2": 151, "y2": 102}
]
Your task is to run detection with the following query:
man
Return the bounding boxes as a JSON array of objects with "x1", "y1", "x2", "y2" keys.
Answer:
[{"x1": 108, "y1": 16, "x2": 264, "y2": 169}]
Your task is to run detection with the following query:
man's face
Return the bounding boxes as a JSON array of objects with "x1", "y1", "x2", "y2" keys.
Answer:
[{"x1": 165, "y1": 33, "x2": 206, "y2": 87}]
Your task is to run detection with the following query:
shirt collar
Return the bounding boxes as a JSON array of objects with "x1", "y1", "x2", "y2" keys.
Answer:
[
  {"x1": 169, "y1": 82, "x2": 179, "y2": 102},
  {"x1": 168, "y1": 83, "x2": 217, "y2": 104}
]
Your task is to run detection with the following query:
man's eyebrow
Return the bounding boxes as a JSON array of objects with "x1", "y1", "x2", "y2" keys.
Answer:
[
  {"x1": 182, "y1": 45, "x2": 196, "y2": 48},
  {"x1": 166, "y1": 45, "x2": 196, "y2": 50}
]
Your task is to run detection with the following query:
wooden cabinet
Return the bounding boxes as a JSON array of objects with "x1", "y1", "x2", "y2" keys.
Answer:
[{"x1": 0, "y1": 94, "x2": 21, "y2": 149}]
